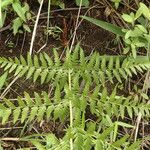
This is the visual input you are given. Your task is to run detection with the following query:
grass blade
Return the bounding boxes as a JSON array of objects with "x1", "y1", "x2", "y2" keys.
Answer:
[{"x1": 81, "y1": 16, "x2": 124, "y2": 36}]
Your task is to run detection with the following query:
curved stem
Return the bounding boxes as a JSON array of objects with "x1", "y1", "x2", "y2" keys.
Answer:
[{"x1": 29, "y1": 0, "x2": 44, "y2": 55}]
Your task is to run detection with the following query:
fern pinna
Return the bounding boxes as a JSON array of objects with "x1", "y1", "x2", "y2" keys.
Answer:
[{"x1": 0, "y1": 45, "x2": 150, "y2": 149}]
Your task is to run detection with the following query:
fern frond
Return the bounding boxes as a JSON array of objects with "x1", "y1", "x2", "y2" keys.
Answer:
[
  {"x1": 31, "y1": 125, "x2": 140, "y2": 150},
  {"x1": 0, "y1": 86, "x2": 149, "y2": 124},
  {"x1": 94, "y1": 88, "x2": 150, "y2": 119},
  {"x1": 0, "y1": 91, "x2": 69, "y2": 125},
  {"x1": 0, "y1": 47, "x2": 150, "y2": 85}
]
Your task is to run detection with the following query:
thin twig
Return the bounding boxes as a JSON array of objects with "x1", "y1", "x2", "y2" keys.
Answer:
[
  {"x1": 0, "y1": 24, "x2": 11, "y2": 33},
  {"x1": 134, "y1": 71, "x2": 150, "y2": 141},
  {"x1": 20, "y1": 31, "x2": 26, "y2": 54},
  {"x1": 29, "y1": 0, "x2": 44, "y2": 55},
  {"x1": 66, "y1": 5, "x2": 97, "y2": 49},
  {"x1": 37, "y1": 0, "x2": 51, "y2": 53},
  {"x1": 0, "y1": 137, "x2": 20, "y2": 141},
  {"x1": 69, "y1": 0, "x2": 83, "y2": 52},
  {"x1": 0, "y1": 75, "x2": 19, "y2": 99}
]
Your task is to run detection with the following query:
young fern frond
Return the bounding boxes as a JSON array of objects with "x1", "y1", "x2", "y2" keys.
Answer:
[
  {"x1": 96, "y1": 88, "x2": 150, "y2": 119},
  {"x1": 31, "y1": 126, "x2": 140, "y2": 150},
  {"x1": 0, "y1": 86, "x2": 149, "y2": 125},
  {"x1": 0, "y1": 91, "x2": 69, "y2": 125},
  {"x1": 0, "y1": 47, "x2": 150, "y2": 85},
  {"x1": 74, "y1": 86, "x2": 150, "y2": 119}
]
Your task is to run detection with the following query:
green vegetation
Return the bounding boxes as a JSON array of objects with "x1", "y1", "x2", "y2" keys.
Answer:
[
  {"x1": 0, "y1": 0, "x2": 150, "y2": 149},
  {"x1": 82, "y1": 2, "x2": 150, "y2": 58},
  {"x1": 0, "y1": 0, "x2": 31, "y2": 34},
  {"x1": 1, "y1": 46, "x2": 149, "y2": 149}
]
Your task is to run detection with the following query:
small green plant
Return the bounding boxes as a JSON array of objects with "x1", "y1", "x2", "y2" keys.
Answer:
[
  {"x1": 75, "y1": 0, "x2": 89, "y2": 7},
  {"x1": 38, "y1": 0, "x2": 90, "y2": 9},
  {"x1": 0, "y1": 0, "x2": 90, "y2": 35},
  {"x1": 81, "y1": 2, "x2": 150, "y2": 58},
  {"x1": 44, "y1": 26, "x2": 62, "y2": 40},
  {"x1": 111, "y1": 0, "x2": 121, "y2": 9},
  {"x1": 122, "y1": 3, "x2": 150, "y2": 58},
  {"x1": 38, "y1": 0, "x2": 65, "y2": 9},
  {"x1": 30, "y1": 124, "x2": 140, "y2": 150},
  {"x1": 0, "y1": 0, "x2": 31, "y2": 35}
]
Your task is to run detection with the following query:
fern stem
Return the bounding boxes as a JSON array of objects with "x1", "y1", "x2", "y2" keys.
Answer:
[
  {"x1": 68, "y1": 69, "x2": 73, "y2": 150},
  {"x1": 69, "y1": 100, "x2": 73, "y2": 150}
]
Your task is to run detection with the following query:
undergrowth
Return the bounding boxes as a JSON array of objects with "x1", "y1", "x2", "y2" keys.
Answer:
[
  {"x1": 0, "y1": 0, "x2": 150, "y2": 150},
  {"x1": 0, "y1": 45, "x2": 150, "y2": 149}
]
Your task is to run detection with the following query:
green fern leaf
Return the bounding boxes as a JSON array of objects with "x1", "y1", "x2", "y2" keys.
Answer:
[
  {"x1": 34, "y1": 55, "x2": 40, "y2": 67},
  {"x1": 127, "y1": 106, "x2": 133, "y2": 118},
  {"x1": 18, "y1": 66, "x2": 29, "y2": 77},
  {"x1": 41, "y1": 69, "x2": 48, "y2": 84},
  {"x1": 54, "y1": 104, "x2": 61, "y2": 120},
  {"x1": 95, "y1": 140, "x2": 103, "y2": 150},
  {"x1": 4, "y1": 98, "x2": 15, "y2": 108},
  {"x1": 42, "y1": 91, "x2": 51, "y2": 105},
  {"x1": 43, "y1": 52, "x2": 53, "y2": 67},
  {"x1": 14, "y1": 65, "x2": 23, "y2": 76},
  {"x1": 40, "y1": 53, "x2": 47, "y2": 67},
  {"x1": 31, "y1": 140, "x2": 46, "y2": 150},
  {"x1": 0, "y1": 72, "x2": 8, "y2": 89},
  {"x1": 46, "y1": 105, "x2": 54, "y2": 121},
  {"x1": 27, "y1": 53, "x2": 33, "y2": 66},
  {"x1": 26, "y1": 67, "x2": 35, "y2": 79},
  {"x1": 20, "y1": 55, "x2": 27, "y2": 66},
  {"x1": 112, "y1": 134, "x2": 129, "y2": 148},
  {"x1": 84, "y1": 137, "x2": 92, "y2": 150},
  {"x1": 29, "y1": 106, "x2": 38, "y2": 121},
  {"x1": 21, "y1": 107, "x2": 29, "y2": 123},
  {"x1": 113, "y1": 70, "x2": 122, "y2": 83},
  {"x1": 13, "y1": 108, "x2": 21, "y2": 123},
  {"x1": 126, "y1": 140, "x2": 141, "y2": 150},
  {"x1": 37, "y1": 106, "x2": 46, "y2": 121},
  {"x1": 34, "y1": 92, "x2": 42, "y2": 105},
  {"x1": 33, "y1": 68, "x2": 42, "y2": 82},
  {"x1": 53, "y1": 49, "x2": 61, "y2": 67},
  {"x1": 24, "y1": 92, "x2": 33, "y2": 106},
  {"x1": 17, "y1": 96, "x2": 26, "y2": 107},
  {"x1": 2, "y1": 109, "x2": 11, "y2": 125},
  {"x1": 9, "y1": 64, "x2": 17, "y2": 73}
]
